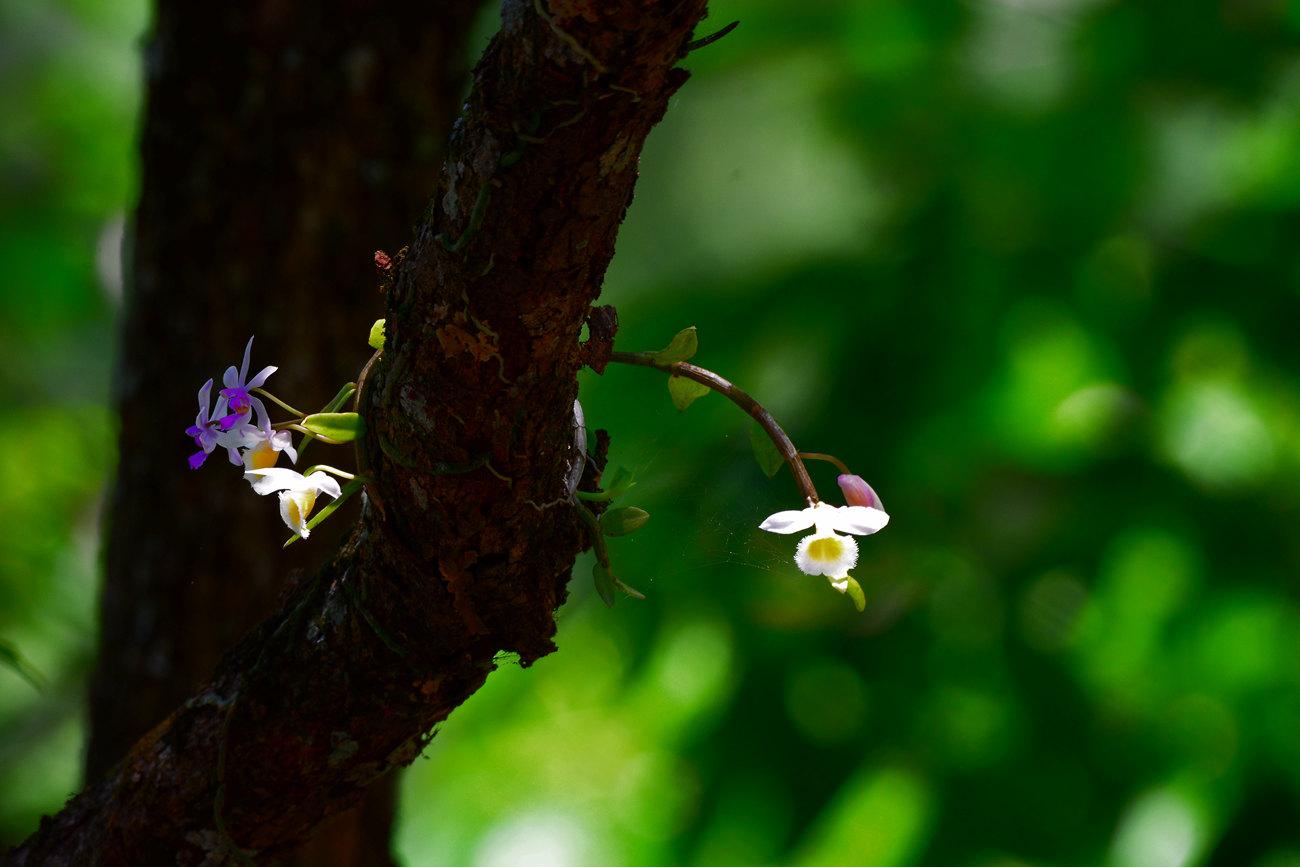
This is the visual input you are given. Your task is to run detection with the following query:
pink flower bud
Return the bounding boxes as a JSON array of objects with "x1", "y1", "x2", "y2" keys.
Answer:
[{"x1": 837, "y1": 474, "x2": 883, "y2": 510}]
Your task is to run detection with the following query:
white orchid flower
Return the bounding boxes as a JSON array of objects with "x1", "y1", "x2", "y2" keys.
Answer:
[
  {"x1": 759, "y1": 500, "x2": 889, "y2": 593},
  {"x1": 244, "y1": 468, "x2": 342, "y2": 538},
  {"x1": 233, "y1": 416, "x2": 298, "y2": 471}
]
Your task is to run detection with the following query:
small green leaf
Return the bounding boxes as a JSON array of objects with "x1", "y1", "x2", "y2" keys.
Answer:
[
  {"x1": 323, "y1": 383, "x2": 358, "y2": 413},
  {"x1": 302, "y1": 412, "x2": 366, "y2": 443},
  {"x1": 368, "y1": 319, "x2": 386, "y2": 350},
  {"x1": 0, "y1": 638, "x2": 45, "y2": 691},
  {"x1": 844, "y1": 576, "x2": 866, "y2": 612},
  {"x1": 284, "y1": 478, "x2": 365, "y2": 547},
  {"x1": 667, "y1": 375, "x2": 710, "y2": 411},
  {"x1": 748, "y1": 423, "x2": 784, "y2": 478},
  {"x1": 650, "y1": 326, "x2": 698, "y2": 364},
  {"x1": 600, "y1": 506, "x2": 650, "y2": 536},
  {"x1": 592, "y1": 561, "x2": 616, "y2": 607},
  {"x1": 297, "y1": 383, "x2": 358, "y2": 462},
  {"x1": 603, "y1": 465, "x2": 635, "y2": 497}
]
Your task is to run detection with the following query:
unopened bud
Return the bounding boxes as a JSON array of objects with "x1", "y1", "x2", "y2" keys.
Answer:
[{"x1": 837, "y1": 474, "x2": 883, "y2": 510}]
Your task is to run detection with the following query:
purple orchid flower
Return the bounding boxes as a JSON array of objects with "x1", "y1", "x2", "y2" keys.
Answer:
[
  {"x1": 218, "y1": 336, "x2": 277, "y2": 430},
  {"x1": 184, "y1": 379, "x2": 228, "y2": 469}
]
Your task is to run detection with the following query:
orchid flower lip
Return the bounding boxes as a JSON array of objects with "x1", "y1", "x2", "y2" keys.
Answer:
[
  {"x1": 245, "y1": 467, "x2": 342, "y2": 537},
  {"x1": 759, "y1": 496, "x2": 890, "y2": 591}
]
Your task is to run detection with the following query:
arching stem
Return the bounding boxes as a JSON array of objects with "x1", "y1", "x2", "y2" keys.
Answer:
[
  {"x1": 606, "y1": 351, "x2": 819, "y2": 505},
  {"x1": 799, "y1": 452, "x2": 851, "y2": 475},
  {"x1": 251, "y1": 387, "x2": 306, "y2": 419}
]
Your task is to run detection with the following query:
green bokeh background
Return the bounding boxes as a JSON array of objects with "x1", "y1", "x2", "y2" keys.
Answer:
[{"x1": 3, "y1": 1, "x2": 1300, "y2": 865}]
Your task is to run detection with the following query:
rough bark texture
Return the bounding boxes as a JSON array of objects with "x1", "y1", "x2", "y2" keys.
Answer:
[
  {"x1": 87, "y1": 2, "x2": 482, "y2": 864},
  {"x1": 7, "y1": 1, "x2": 708, "y2": 863}
]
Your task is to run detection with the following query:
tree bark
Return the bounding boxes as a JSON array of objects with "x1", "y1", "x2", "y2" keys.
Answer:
[
  {"x1": 87, "y1": 2, "x2": 482, "y2": 864},
  {"x1": 9, "y1": 1, "x2": 708, "y2": 863}
]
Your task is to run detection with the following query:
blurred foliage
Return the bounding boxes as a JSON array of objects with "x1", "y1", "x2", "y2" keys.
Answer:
[
  {"x1": 3, "y1": 0, "x2": 1300, "y2": 865},
  {"x1": 0, "y1": 0, "x2": 145, "y2": 844}
]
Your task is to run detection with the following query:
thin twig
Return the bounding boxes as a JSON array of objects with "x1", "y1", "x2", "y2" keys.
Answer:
[
  {"x1": 607, "y1": 351, "x2": 819, "y2": 505},
  {"x1": 799, "y1": 452, "x2": 851, "y2": 475},
  {"x1": 251, "y1": 387, "x2": 306, "y2": 419},
  {"x1": 299, "y1": 464, "x2": 357, "y2": 481}
]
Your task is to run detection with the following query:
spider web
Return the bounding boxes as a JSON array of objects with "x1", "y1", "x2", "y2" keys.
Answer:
[{"x1": 596, "y1": 430, "x2": 801, "y2": 590}]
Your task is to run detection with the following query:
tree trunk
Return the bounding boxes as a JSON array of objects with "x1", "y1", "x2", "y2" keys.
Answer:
[
  {"x1": 4, "y1": 2, "x2": 711, "y2": 864},
  {"x1": 88, "y1": 3, "x2": 482, "y2": 864}
]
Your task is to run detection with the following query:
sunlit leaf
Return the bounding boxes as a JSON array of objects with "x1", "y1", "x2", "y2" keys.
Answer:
[
  {"x1": 368, "y1": 318, "x2": 386, "y2": 350},
  {"x1": 302, "y1": 412, "x2": 366, "y2": 442},
  {"x1": 592, "y1": 561, "x2": 616, "y2": 607},
  {"x1": 603, "y1": 465, "x2": 635, "y2": 497},
  {"x1": 844, "y1": 576, "x2": 866, "y2": 612},
  {"x1": 668, "y1": 375, "x2": 711, "y2": 411},
  {"x1": 600, "y1": 506, "x2": 650, "y2": 536},
  {"x1": 0, "y1": 638, "x2": 45, "y2": 691},
  {"x1": 650, "y1": 326, "x2": 698, "y2": 364}
]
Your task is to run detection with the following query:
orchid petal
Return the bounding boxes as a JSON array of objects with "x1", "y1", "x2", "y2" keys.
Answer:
[
  {"x1": 280, "y1": 438, "x2": 298, "y2": 465},
  {"x1": 222, "y1": 365, "x2": 240, "y2": 389},
  {"x1": 246, "y1": 365, "x2": 277, "y2": 390},
  {"x1": 759, "y1": 508, "x2": 817, "y2": 534},
  {"x1": 279, "y1": 490, "x2": 312, "y2": 538},
  {"x1": 836, "y1": 474, "x2": 884, "y2": 511},
  {"x1": 306, "y1": 472, "x2": 342, "y2": 499},
  {"x1": 197, "y1": 378, "x2": 213, "y2": 412},
  {"x1": 239, "y1": 336, "x2": 253, "y2": 383},
  {"x1": 828, "y1": 506, "x2": 890, "y2": 536},
  {"x1": 249, "y1": 395, "x2": 271, "y2": 431},
  {"x1": 219, "y1": 411, "x2": 246, "y2": 430},
  {"x1": 188, "y1": 451, "x2": 208, "y2": 470},
  {"x1": 245, "y1": 467, "x2": 311, "y2": 495}
]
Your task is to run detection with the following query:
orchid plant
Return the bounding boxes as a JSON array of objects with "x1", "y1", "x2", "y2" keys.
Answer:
[
  {"x1": 184, "y1": 335, "x2": 365, "y2": 544},
  {"x1": 586, "y1": 326, "x2": 892, "y2": 611},
  {"x1": 186, "y1": 323, "x2": 889, "y2": 610}
]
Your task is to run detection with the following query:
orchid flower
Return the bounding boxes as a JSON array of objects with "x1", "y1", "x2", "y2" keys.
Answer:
[
  {"x1": 759, "y1": 499, "x2": 889, "y2": 593},
  {"x1": 244, "y1": 468, "x2": 341, "y2": 538},
  {"x1": 184, "y1": 379, "x2": 229, "y2": 470},
  {"x1": 218, "y1": 336, "x2": 277, "y2": 430},
  {"x1": 235, "y1": 416, "x2": 298, "y2": 471}
]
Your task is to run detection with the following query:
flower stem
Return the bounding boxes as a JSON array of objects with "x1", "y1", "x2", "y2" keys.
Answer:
[
  {"x1": 607, "y1": 351, "x2": 820, "y2": 505},
  {"x1": 276, "y1": 422, "x2": 344, "y2": 445},
  {"x1": 799, "y1": 452, "x2": 851, "y2": 475},
  {"x1": 251, "y1": 387, "x2": 306, "y2": 419},
  {"x1": 299, "y1": 464, "x2": 357, "y2": 480}
]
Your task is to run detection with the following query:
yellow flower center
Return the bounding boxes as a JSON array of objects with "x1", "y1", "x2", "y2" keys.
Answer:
[
  {"x1": 247, "y1": 441, "x2": 279, "y2": 470},
  {"x1": 288, "y1": 490, "x2": 317, "y2": 528},
  {"x1": 807, "y1": 535, "x2": 845, "y2": 563}
]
